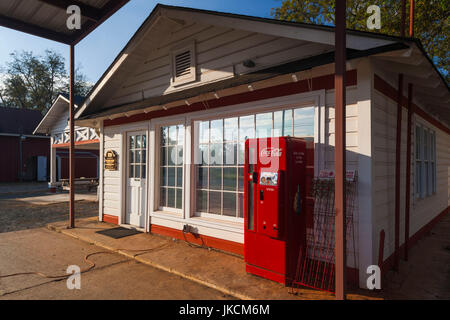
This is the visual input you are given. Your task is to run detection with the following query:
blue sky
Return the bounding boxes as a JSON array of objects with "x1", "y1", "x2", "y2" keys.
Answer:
[{"x1": 0, "y1": 0, "x2": 282, "y2": 84}]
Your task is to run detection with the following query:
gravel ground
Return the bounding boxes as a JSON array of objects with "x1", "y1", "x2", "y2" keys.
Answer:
[{"x1": 0, "y1": 198, "x2": 97, "y2": 233}]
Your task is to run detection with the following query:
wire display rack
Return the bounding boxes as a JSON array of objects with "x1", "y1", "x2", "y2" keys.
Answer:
[{"x1": 292, "y1": 170, "x2": 358, "y2": 294}]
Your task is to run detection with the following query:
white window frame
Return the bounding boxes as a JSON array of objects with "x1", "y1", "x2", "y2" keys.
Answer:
[
  {"x1": 152, "y1": 118, "x2": 186, "y2": 216},
  {"x1": 186, "y1": 90, "x2": 325, "y2": 224},
  {"x1": 414, "y1": 122, "x2": 437, "y2": 200}
]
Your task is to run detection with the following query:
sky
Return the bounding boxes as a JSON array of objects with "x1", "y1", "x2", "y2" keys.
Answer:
[{"x1": 0, "y1": 0, "x2": 282, "y2": 85}]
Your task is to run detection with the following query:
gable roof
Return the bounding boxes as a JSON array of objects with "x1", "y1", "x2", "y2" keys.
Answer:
[
  {"x1": 33, "y1": 94, "x2": 85, "y2": 135},
  {"x1": 75, "y1": 3, "x2": 449, "y2": 128},
  {"x1": 0, "y1": 107, "x2": 43, "y2": 135}
]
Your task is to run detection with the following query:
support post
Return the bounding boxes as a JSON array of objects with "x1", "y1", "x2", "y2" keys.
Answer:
[
  {"x1": 69, "y1": 44, "x2": 75, "y2": 228},
  {"x1": 394, "y1": 74, "x2": 403, "y2": 271},
  {"x1": 409, "y1": 0, "x2": 415, "y2": 37},
  {"x1": 401, "y1": 0, "x2": 406, "y2": 37},
  {"x1": 334, "y1": 0, "x2": 347, "y2": 300},
  {"x1": 404, "y1": 83, "x2": 413, "y2": 261}
]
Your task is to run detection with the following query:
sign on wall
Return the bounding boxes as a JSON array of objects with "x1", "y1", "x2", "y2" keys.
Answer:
[{"x1": 105, "y1": 150, "x2": 118, "y2": 171}]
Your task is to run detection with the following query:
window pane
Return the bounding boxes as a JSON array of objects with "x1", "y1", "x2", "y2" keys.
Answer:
[
  {"x1": 142, "y1": 134, "x2": 147, "y2": 148},
  {"x1": 176, "y1": 188, "x2": 183, "y2": 209},
  {"x1": 160, "y1": 167, "x2": 167, "y2": 186},
  {"x1": 197, "y1": 167, "x2": 208, "y2": 189},
  {"x1": 224, "y1": 143, "x2": 237, "y2": 166},
  {"x1": 160, "y1": 147, "x2": 167, "y2": 165},
  {"x1": 239, "y1": 115, "x2": 254, "y2": 141},
  {"x1": 197, "y1": 190, "x2": 208, "y2": 212},
  {"x1": 160, "y1": 187, "x2": 167, "y2": 207},
  {"x1": 224, "y1": 117, "x2": 238, "y2": 142},
  {"x1": 161, "y1": 127, "x2": 168, "y2": 146},
  {"x1": 168, "y1": 188, "x2": 175, "y2": 208},
  {"x1": 129, "y1": 150, "x2": 134, "y2": 164},
  {"x1": 199, "y1": 121, "x2": 209, "y2": 144},
  {"x1": 130, "y1": 136, "x2": 135, "y2": 149},
  {"x1": 294, "y1": 107, "x2": 314, "y2": 137},
  {"x1": 209, "y1": 191, "x2": 221, "y2": 215},
  {"x1": 169, "y1": 125, "x2": 177, "y2": 145},
  {"x1": 273, "y1": 110, "x2": 293, "y2": 137},
  {"x1": 209, "y1": 143, "x2": 223, "y2": 165},
  {"x1": 129, "y1": 165, "x2": 134, "y2": 178},
  {"x1": 238, "y1": 167, "x2": 244, "y2": 192},
  {"x1": 238, "y1": 142, "x2": 245, "y2": 165},
  {"x1": 177, "y1": 167, "x2": 183, "y2": 187},
  {"x1": 223, "y1": 193, "x2": 237, "y2": 217},
  {"x1": 198, "y1": 144, "x2": 208, "y2": 165},
  {"x1": 424, "y1": 130, "x2": 428, "y2": 161},
  {"x1": 209, "y1": 168, "x2": 222, "y2": 190},
  {"x1": 238, "y1": 193, "x2": 244, "y2": 218},
  {"x1": 223, "y1": 167, "x2": 237, "y2": 191},
  {"x1": 210, "y1": 119, "x2": 223, "y2": 143},
  {"x1": 415, "y1": 126, "x2": 421, "y2": 160},
  {"x1": 135, "y1": 165, "x2": 141, "y2": 179},
  {"x1": 142, "y1": 150, "x2": 146, "y2": 164},
  {"x1": 176, "y1": 146, "x2": 183, "y2": 165},
  {"x1": 256, "y1": 112, "x2": 272, "y2": 138},
  {"x1": 168, "y1": 147, "x2": 176, "y2": 166},
  {"x1": 135, "y1": 150, "x2": 141, "y2": 163},
  {"x1": 168, "y1": 167, "x2": 175, "y2": 186},
  {"x1": 136, "y1": 135, "x2": 142, "y2": 148},
  {"x1": 142, "y1": 165, "x2": 146, "y2": 179},
  {"x1": 177, "y1": 125, "x2": 184, "y2": 145}
]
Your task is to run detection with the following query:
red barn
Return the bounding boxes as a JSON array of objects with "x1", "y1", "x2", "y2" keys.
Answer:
[{"x1": 0, "y1": 107, "x2": 50, "y2": 182}]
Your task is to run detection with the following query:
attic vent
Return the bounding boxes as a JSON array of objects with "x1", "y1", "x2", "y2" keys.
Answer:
[
  {"x1": 175, "y1": 51, "x2": 191, "y2": 77},
  {"x1": 171, "y1": 42, "x2": 196, "y2": 86}
]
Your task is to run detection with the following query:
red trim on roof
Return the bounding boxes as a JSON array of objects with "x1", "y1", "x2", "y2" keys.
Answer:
[{"x1": 104, "y1": 70, "x2": 357, "y2": 127}]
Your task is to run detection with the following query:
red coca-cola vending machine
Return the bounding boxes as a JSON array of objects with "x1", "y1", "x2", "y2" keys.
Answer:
[{"x1": 244, "y1": 137, "x2": 307, "y2": 285}]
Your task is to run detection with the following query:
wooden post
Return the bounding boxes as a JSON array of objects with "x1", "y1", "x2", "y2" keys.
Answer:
[
  {"x1": 334, "y1": 0, "x2": 347, "y2": 300},
  {"x1": 394, "y1": 74, "x2": 403, "y2": 271},
  {"x1": 405, "y1": 83, "x2": 413, "y2": 260},
  {"x1": 69, "y1": 44, "x2": 75, "y2": 228}
]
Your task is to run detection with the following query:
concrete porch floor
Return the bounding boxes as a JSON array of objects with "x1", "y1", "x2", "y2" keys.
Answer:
[{"x1": 47, "y1": 217, "x2": 381, "y2": 300}]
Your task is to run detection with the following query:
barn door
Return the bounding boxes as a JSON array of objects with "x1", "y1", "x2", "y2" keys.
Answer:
[{"x1": 125, "y1": 131, "x2": 147, "y2": 228}]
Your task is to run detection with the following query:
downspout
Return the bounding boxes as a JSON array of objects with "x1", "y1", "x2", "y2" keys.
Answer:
[
  {"x1": 334, "y1": 0, "x2": 347, "y2": 300},
  {"x1": 404, "y1": 83, "x2": 413, "y2": 261},
  {"x1": 394, "y1": 74, "x2": 403, "y2": 271}
]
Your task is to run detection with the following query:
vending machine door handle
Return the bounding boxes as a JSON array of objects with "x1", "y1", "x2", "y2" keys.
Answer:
[
  {"x1": 252, "y1": 172, "x2": 258, "y2": 183},
  {"x1": 259, "y1": 190, "x2": 264, "y2": 200}
]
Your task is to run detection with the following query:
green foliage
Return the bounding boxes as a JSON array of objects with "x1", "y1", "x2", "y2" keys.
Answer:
[
  {"x1": 272, "y1": 0, "x2": 449, "y2": 83},
  {"x1": 0, "y1": 50, "x2": 92, "y2": 114}
]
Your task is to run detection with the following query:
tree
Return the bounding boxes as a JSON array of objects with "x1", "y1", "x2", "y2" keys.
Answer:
[
  {"x1": 0, "y1": 50, "x2": 93, "y2": 114},
  {"x1": 271, "y1": 0, "x2": 449, "y2": 83}
]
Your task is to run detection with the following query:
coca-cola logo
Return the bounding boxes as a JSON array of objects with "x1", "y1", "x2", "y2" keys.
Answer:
[{"x1": 260, "y1": 147, "x2": 282, "y2": 157}]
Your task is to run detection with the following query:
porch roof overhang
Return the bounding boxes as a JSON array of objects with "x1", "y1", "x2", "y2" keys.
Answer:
[
  {"x1": 0, "y1": 0, "x2": 129, "y2": 45},
  {"x1": 76, "y1": 42, "x2": 408, "y2": 123},
  {"x1": 74, "y1": 4, "x2": 450, "y2": 131}
]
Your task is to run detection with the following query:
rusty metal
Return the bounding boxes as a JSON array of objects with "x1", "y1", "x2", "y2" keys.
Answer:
[
  {"x1": 410, "y1": 0, "x2": 415, "y2": 37},
  {"x1": 394, "y1": 74, "x2": 403, "y2": 271},
  {"x1": 334, "y1": 0, "x2": 347, "y2": 300},
  {"x1": 69, "y1": 44, "x2": 75, "y2": 229},
  {"x1": 405, "y1": 83, "x2": 413, "y2": 261}
]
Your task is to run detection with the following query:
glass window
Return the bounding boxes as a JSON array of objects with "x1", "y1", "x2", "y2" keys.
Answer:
[
  {"x1": 159, "y1": 124, "x2": 184, "y2": 210},
  {"x1": 415, "y1": 125, "x2": 436, "y2": 199},
  {"x1": 128, "y1": 133, "x2": 146, "y2": 179},
  {"x1": 194, "y1": 106, "x2": 315, "y2": 219}
]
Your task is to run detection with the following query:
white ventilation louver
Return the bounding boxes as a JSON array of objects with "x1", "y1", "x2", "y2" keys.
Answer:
[
  {"x1": 171, "y1": 42, "x2": 196, "y2": 86},
  {"x1": 175, "y1": 51, "x2": 191, "y2": 78}
]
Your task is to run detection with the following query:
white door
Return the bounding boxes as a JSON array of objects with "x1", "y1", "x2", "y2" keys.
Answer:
[
  {"x1": 37, "y1": 156, "x2": 47, "y2": 181},
  {"x1": 125, "y1": 131, "x2": 147, "y2": 227}
]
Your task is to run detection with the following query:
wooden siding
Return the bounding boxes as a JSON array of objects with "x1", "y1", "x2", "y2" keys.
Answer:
[
  {"x1": 104, "y1": 21, "x2": 332, "y2": 108},
  {"x1": 102, "y1": 127, "x2": 122, "y2": 217},
  {"x1": 372, "y1": 75, "x2": 450, "y2": 263}
]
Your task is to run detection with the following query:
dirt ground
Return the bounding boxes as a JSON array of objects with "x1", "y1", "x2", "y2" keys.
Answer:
[{"x1": 0, "y1": 198, "x2": 97, "y2": 233}]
